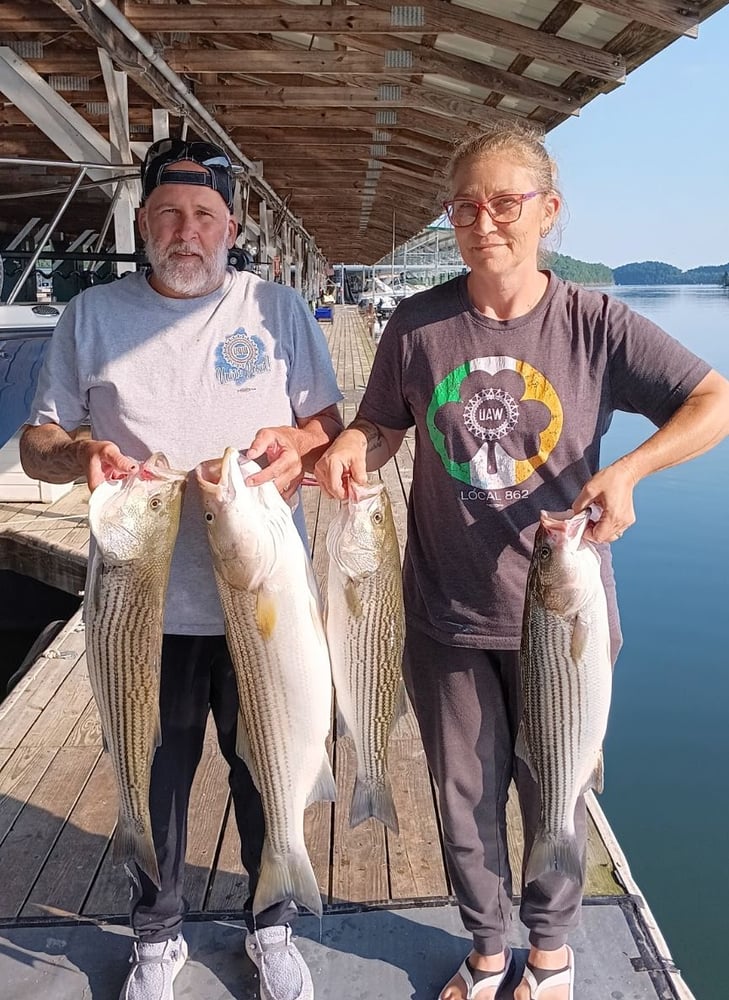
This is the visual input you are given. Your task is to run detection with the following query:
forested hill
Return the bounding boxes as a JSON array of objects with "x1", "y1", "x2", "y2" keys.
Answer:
[
  {"x1": 612, "y1": 260, "x2": 729, "y2": 285},
  {"x1": 547, "y1": 253, "x2": 613, "y2": 284},
  {"x1": 544, "y1": 254, "x2": 729, "y2": 286}
]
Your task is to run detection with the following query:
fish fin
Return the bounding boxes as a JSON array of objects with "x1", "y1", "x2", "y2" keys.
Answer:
[
  {"x1": 84, "y1": 551, "x2": 106, "y2": 623},
  {"x1": 256, "y1": 591, "x2": 277, "y2": 640},
  {"x1": 344, "y1": 578, "x2": 363, "y2": 618},
  {"x1": 306, "y1": 754, "x2": 337, "y2": 805},
  {"x1": 570, "y1": 613, "x2": 590, "y2": 661},
  {"x1": 515, "y1": 723, "x2": 538, "y2": 782},
  {"x1": 586, "y1": 747, "x2": 605, "y2": 795},
  {"x1": 235, "y1": 711, "x2": 260, "y2": 789},
  {"x1": 524, "y1": 828, "x2": 583, "y2": 886},
  {"x1": 253, "y1": 841, "x2": 322, "y2": 918},
  {"x1": 113, "y1": 816, "x2": 161, "y2": 889},
  {"x1": 350, "y1": 775, "x2": 399, "y2": 835}
]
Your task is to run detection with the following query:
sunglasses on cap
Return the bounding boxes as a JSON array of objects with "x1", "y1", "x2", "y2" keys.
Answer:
[{"x1": 141, "y1": 139, "x2": 236, "y2": 210}]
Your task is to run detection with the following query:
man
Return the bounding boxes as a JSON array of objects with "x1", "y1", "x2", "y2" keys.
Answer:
[{"x1": 20, "y1": 138, "x2": 343, "y2": 1000}]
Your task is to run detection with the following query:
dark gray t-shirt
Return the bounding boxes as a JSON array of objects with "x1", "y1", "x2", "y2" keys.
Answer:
[
  {"x1": 358, "y1": 271, "x2": 710, "y2": 650},
  {"x1": 29, "y1": 267, "x2": 343, "y2": 634}
]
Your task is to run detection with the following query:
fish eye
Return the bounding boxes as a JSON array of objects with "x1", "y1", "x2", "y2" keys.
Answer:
[
  {"x1": 149, "y1": 496, "x2": 162, "y2": 510},
  {"x1": 539, "y1": 545, "x2": 551, "y2": 560},
  {"x1": 372, "y1": 511, "x2": 384, "y2": 525},
  {"x1": 205, "y1": 512, "x2": 215, "y2": 522}
]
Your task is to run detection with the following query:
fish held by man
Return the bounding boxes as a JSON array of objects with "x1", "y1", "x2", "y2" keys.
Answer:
[
  {"x1": 196, "y1": 447, "x2": 335, "y2": 918},
  {"x1": 326, "y1": 479, "x2": 407, "y2": 834},
  {"x1": 85, "y1": 452, "x2": 187, "y2": 889},
  {"x1": 516, "y1": 507, "x2": 612, "y2": 886}
]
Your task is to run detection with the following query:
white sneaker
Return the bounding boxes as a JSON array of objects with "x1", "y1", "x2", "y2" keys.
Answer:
[
  {"x1": 245, "y1": 925, "x2": 314, "y2": 1000},
  {"x1": 119, "y1": 933, "x2": 188, "y2": 1000}
]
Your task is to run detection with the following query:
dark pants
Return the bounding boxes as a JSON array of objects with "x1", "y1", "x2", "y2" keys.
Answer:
[
  {"x1": 402, "y1": 628, "x2": 586, "y2": 955},
  {"x1": 130, "y1": 634, "x2": 297, "y2": 943}
]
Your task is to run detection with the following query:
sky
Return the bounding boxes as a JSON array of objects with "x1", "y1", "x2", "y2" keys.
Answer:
[{"x1": 545, "y1": 5, "x2": 729, "y2": 271}]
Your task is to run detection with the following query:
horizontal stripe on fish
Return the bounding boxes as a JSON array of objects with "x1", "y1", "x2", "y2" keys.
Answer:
[
  {"x1": 85, "y1": 453, "x2": 186, "y2": 889},
  {"x1": 326, "y1": 480, "x2": 407, "y2": 834},
  {"x1": 197, "y1": 448, "x2": 334, "y2": 918},
  {"x1": 516, "y1": 508, "x2": 612, "y2": 886}
]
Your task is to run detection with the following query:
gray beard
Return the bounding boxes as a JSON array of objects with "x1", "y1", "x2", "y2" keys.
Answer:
[{"x1": 145, "y1": 235, "x2": 229, "y2": 296}]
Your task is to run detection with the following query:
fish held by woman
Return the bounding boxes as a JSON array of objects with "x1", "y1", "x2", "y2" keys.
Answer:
[
  {"x1": 196, "y1": 447, "x2": 335, "y2": 918},
  {"x1": 326, "y1": 479, "x2": 407, "y2": 834},
  {"x1": 85, "y1": 452, "x2": 187, "y2": 888},
  {"x1": 516, "y1": 507, "x2": 612, "y2": 886}
]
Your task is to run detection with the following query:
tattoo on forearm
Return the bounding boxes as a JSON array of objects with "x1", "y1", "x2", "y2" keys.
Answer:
[{"x1": 350, "y1": 417, "x2": 383, "y2": 452}]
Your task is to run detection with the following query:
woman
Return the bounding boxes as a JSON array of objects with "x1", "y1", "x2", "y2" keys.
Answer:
[{"x1": 314, "y1": 124, "x2": 729, "y2": 1000}]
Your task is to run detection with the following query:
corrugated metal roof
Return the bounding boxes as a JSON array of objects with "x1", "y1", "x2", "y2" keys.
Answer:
[{"x1": 0, "y1": 0, "x2": 725, "y2": 264}]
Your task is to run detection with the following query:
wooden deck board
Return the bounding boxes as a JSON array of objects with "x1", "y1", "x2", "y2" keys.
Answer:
[
  {"x1": 0, "y1": 745, "x2": 100, "y2": 918},
  {"x1": 20, "y1": 751, "x2": 115, "y2": 919},
  {"x1": 0, "y1": 306, "x2": 623, "y2": 926}
]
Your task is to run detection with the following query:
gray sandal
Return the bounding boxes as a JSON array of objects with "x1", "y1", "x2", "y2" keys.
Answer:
[
  {"x1": 439, "y1": 946, "x2": 514, "y2": 999},
  {"x1": 522, "y1": 945, "x2": 574, "y2": 999}
]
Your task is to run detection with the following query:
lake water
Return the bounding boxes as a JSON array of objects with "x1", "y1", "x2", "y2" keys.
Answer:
[{"x1": 595, "y1": 285, "x2": 729, "y2": 1000}]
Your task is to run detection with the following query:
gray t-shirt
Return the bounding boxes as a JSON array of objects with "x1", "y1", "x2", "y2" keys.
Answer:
[
  {"x1": 29, "y1": 267, "x2": 343, "y2": 634},
  {"x1": 358, "y1": 271, "x2": 710, "y2": 650}
]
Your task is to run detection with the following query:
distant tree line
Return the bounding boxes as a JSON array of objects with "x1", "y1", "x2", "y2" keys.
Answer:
[
  {"x1": 612, "y1": 260, "x2": 729, "y2": 284},
  {"x1": 545, "y1": 254, "x2": 729, "y2": 286},
  {"x1": 546, "y1": 253, "x2": 613, "y2": 285}
]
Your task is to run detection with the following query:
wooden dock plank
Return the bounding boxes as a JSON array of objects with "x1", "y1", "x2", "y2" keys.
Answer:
[
  {"x1": 386, "y1": 737, "x2": 449, "y2": 900},
  {"x1": 204, "y1": 805, "x2": 250, "y2": 912},
  {"x1": 182, "y1": 735, "x2": 234, "y2": 911},
  {"x1": 0, "y1": 746, "x2": 99, "y2": 918},
  {"x1": 0, "y1": 745, "x2": 56, "y2": 847},
  {"x1": 0, "y1": 611, "x2": 85, "y2": 749},
  {"x1": 20, "y1": 750, "x2": 115, "y2": 919},
  {"x1": 81, "y1": 837, "x2": 128, "y2": 916},
  {"x1": 330, "y1": 736, "x2": 389, "y2": 905}
]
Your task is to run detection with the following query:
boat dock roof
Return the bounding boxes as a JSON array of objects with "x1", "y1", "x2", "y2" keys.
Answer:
[{"x1": 0, "y1": 307, "x2": 695, "y2": 999}]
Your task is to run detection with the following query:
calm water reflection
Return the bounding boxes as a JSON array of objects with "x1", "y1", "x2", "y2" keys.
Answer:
[{"x1": 596, "y1": 285, "x2": 728, "y2": 999}]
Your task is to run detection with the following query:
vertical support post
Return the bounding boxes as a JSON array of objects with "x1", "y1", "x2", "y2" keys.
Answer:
[{"x1": 99, "y1": 49, "x2": 138, "y2": 275}]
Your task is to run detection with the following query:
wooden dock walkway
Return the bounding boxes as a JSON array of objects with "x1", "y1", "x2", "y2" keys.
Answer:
[{"x1": 0, "y1": 305, "x2": 622, "y2": 928}]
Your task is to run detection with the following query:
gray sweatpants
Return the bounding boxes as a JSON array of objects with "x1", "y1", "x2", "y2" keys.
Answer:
[{"x1": 402, "y1": 627, "x2": 586, "y2": 955}]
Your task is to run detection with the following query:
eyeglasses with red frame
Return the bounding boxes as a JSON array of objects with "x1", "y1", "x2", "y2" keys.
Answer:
[{"x1": 443, "y1": 191, "x2": 546, "y2": 227}]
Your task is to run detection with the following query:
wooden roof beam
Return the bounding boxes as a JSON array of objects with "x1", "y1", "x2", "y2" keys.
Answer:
[
  {"x1": 201, "y1": 82, "x2": 529, "y2": 131},
  {"x1": 167, "y1": 50, "x2": 399, "y2": 75},
  {"x1": 9, "y1": 1, "x2": 697, "y2": 40},
  {"x1": 572, "y1": 0, "x2": 699, "y2": 38},
  {"x1": 354, "y1": 0, "x2": 626, "y2": 81},
  {"x1": 217, "y1": 107, "x2": 467, "y2": 143},
  {"x1": 330, "y1": 34, "x2": 580, "y2": 116},
  {"x1": 121, "y1": 3, "x2": 438, "y2": 35},
  {"x1": 235, "y1": 128, "x2": 452, "y2": 156}
]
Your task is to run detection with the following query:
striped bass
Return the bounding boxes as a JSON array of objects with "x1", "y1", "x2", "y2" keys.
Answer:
[
  {"x1": 326, "y1": 480, "x2": 406, "y2": 834},
  {"x1": 516, "y1": 507, "x2": 612, "y2": 886},
  {"x1": 85, "y1": 452, "x2": 187, "y2": 888},
  {"x1": 196, "y1": 448, "x2": 335, "y2": 918}
]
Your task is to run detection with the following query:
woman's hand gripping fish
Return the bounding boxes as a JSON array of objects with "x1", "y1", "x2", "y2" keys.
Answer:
[
  {"x1": 516, "y1": 507, "x2": 612, "y2": 886},
  {"x1": 326, "y1": 479, "x2": 407, "y2": 834},
  {"x1": 85, "y1": 453, "x2": 187, "y2": 888},
  {"x1": 196, "y1": 447, "x2": 335, "y2": 918}
]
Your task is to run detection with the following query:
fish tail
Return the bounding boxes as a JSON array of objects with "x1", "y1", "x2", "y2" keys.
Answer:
[
  {"x1": 253, "y1": 841, "x2": 323, "y2": 918},
  {"x1": 524, "y1": 828, "x2": 583, "y2": 886},
  {"x1": 113, "y1": 816, "x2": 161, "y2": 889},
  {"x1": 350, "y1": 775, "x2": 399, "y2": 835}
]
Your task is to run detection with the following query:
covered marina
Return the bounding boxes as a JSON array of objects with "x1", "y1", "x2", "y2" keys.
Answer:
[{"x1": 2, "y1": 2, "x2": 729, "y2": 998}]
